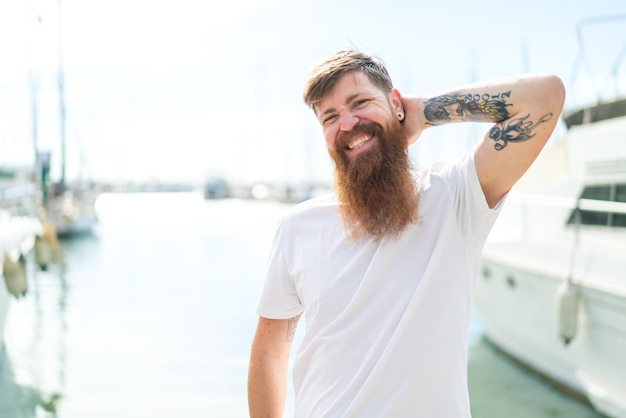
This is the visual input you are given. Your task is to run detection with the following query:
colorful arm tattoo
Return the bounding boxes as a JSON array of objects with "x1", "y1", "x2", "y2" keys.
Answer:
[
  {"x1": 424, "y1": 90, "x2": 554, "y2": 151},
  {"x1": 424, "y1": 91, "x2": 512, "y2": 125}
]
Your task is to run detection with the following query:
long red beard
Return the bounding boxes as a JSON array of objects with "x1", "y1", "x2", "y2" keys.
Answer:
[{"x1": 329, "y1": 120, "x2": 420, "y2": 242}]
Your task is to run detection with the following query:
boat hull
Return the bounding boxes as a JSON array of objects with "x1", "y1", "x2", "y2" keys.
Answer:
[{"x1": 476, "y1": 246, "x2": 626, "y2": 418}]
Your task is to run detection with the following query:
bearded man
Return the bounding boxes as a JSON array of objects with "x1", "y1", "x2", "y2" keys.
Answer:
[{"x1": 248, "y1": 50, "x2": 564, "y2": 417}]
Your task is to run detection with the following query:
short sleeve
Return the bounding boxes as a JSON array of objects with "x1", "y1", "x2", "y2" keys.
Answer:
[{"x1": 255, "y1": 218, "x2": 304, "y2": 319}]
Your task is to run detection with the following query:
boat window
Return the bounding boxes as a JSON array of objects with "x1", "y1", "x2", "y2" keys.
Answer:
[
  {"x1": 573, "y1": 185, "x2": 610, "y2": 226},
  {"x1": 615, "y1": 184, "x2": 626, "y2": 226},
  {"x1": 567, "y1": 183, "x2": 626, "y2": 227}
]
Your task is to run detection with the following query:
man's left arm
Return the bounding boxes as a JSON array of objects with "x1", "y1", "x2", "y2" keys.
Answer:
[
  {"x1": 401, "y1": 74, "x2": 565, "y2": 207},
  {"x1": 470, "y1": 75, "x2": 565, "y2": 207},
  {"x1": 397, "y1": 74, "x2": 565, "y2": 207}
]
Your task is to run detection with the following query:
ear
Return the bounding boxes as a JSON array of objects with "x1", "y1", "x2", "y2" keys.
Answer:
[{"x1": 390, "y1": 89, "x2": 404, "y2": 120}]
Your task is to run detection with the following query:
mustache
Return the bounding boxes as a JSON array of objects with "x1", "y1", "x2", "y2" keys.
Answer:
[{"x1": 335, "y1": 121, "x2": 384, "y2": 151}]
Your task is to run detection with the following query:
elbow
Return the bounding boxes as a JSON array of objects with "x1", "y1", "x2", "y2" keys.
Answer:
[{"x1": 546, "y1": 74, "x2": 566, "y2": 113}]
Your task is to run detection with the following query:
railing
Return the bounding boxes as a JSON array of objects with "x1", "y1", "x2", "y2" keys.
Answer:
[
  {"x1": 490, "y1": 191, "x2": 626, "y2": 248},
  {"x1": 499, "y1": 192, "x2": 626, "y2": 295},
  {"x1": 508, "y1": 193, "x2": 626, "y2": 215}
]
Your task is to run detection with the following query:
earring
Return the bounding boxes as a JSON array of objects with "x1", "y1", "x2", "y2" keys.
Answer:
[{"x1": 397, "y1": 111, "x2": 404, "y2": 120}]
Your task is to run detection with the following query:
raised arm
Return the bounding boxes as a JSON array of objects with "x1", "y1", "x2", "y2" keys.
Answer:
[
  {"x1": 248, "y1": 314, "x2": 301, "y2": 418},
  {"x1": 400, "y1": 74, "x2": 565, "y2": 207}
]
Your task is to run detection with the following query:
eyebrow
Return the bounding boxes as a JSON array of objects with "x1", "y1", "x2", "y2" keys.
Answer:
[{"x1": 318, "y1": 93, "x2": 361, "y2": 118}]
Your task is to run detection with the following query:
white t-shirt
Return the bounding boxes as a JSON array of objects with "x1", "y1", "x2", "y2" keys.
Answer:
[{"x1": 256, "y1": 152, "x2": 503, "y2": 417}]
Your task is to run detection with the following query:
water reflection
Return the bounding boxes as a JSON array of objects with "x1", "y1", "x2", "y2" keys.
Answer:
[
  {"x1": 468, "y1": 337, "x2": 603, "y2": 418},
  {"x1": 0, "y1": 254, "x2": 67, "y2": 417},
  {"x1": 0, "y1": 346, "x2": 41, "y2": 417}
]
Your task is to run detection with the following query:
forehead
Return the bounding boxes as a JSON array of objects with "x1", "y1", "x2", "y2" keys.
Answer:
[{"x1": 317, "y1": 71, "x2": 385, "y2": 115}]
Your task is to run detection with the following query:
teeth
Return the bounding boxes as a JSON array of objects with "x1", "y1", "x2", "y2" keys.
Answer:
[{"x1": 348, "y1": 135, "x2": 372, "y2": 150}]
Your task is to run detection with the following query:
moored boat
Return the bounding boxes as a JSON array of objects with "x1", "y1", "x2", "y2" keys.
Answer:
[
  {"x1": 474, "y1": 96, "x2": 626, "y2": 417},
  {"x1": 0, "y1": 180, "x2": 43, "y2": 345}
]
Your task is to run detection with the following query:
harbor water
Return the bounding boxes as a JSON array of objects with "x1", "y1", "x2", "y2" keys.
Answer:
[{"x1": 0, "y1": 192, "x2": 605, "y2": 418}]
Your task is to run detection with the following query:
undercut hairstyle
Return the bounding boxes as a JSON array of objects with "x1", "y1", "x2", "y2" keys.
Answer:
[{"x1": 303, "y1": 50, "x2": 394, "y2": 114}]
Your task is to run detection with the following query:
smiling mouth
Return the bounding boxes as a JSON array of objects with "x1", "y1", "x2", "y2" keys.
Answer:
[{"x1": 347, "y1": 134, "x2": 373, "y2": 150}]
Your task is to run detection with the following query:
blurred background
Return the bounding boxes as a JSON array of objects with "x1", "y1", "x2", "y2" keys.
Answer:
[
  {"x1": 1, "y1": 0, "x2": 624, "y2": 189},
  {"x1": 1, "y1": 0, "x2": 625, "y2": 417}
]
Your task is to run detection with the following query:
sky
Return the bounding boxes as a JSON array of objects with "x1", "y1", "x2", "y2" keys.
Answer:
[{"x1": 0, "y1": 0, "x2": 625, "y2": 186}]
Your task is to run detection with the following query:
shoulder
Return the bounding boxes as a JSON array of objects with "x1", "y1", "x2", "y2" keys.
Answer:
[
  {"x1": 270, "y1": 192, "x2": 343, "y2": 249},
  {"x1": 278, "y1": 192, "x2": 338, "y2": 228}
]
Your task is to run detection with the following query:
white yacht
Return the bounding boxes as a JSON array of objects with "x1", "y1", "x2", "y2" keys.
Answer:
[{"x1": 475, "y1": 97, "x2": 626, "y2": 418}]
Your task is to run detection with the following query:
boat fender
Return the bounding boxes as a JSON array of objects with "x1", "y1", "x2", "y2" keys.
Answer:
[
  {"x1": 41, "y1": 217, "x2": 61, "y2": 264},
  {"x1": 3, "y1": 254, "x2": 28, "y2": 298},
  {"x1": 555, "y1": 280, "x2": 580, "y2": 346},
  {"x1": 35, "y1": 235, "x2": 52, "y2": 270}
]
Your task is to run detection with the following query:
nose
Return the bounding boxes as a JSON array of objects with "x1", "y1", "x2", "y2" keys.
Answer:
[{"x1": 338, "y1": 112, "x2": 359, "y2": 132}]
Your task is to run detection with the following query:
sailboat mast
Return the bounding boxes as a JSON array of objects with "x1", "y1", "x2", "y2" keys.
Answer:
[
  {"x1": 57, "y1": 0, "x2": 66, "y2": 185},
  {"x1": 30, "y1": 66, "x2": 39, "y2": 161}
]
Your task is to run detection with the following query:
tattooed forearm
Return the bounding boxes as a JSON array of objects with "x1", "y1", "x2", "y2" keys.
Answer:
[
  {"x1": 424, "y1": 91, "x2": 512, "y2": 125},
  {"x1": 489, "y1": 113, "x2": 553, "y2": 150},
  {"x1": 286, "y1": 313, "x2": 302, "y2": 342}
]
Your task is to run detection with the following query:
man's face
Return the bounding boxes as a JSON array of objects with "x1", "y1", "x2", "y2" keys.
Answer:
[{"x1": 316, "y1": 71, "x2": 403, "y2": 161}]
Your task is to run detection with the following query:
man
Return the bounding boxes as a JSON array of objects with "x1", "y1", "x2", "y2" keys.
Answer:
[{"x1": 248, "y1": 49, "x2": 565, "y2": 417}]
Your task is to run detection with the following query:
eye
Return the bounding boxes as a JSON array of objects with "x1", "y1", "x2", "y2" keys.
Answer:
[
  {"x1": 353, "y1": 99, "x2": 369, "y2": 108},
  {"x1": 322, "y1": 114, "x2": 338, "y2": 125}
]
